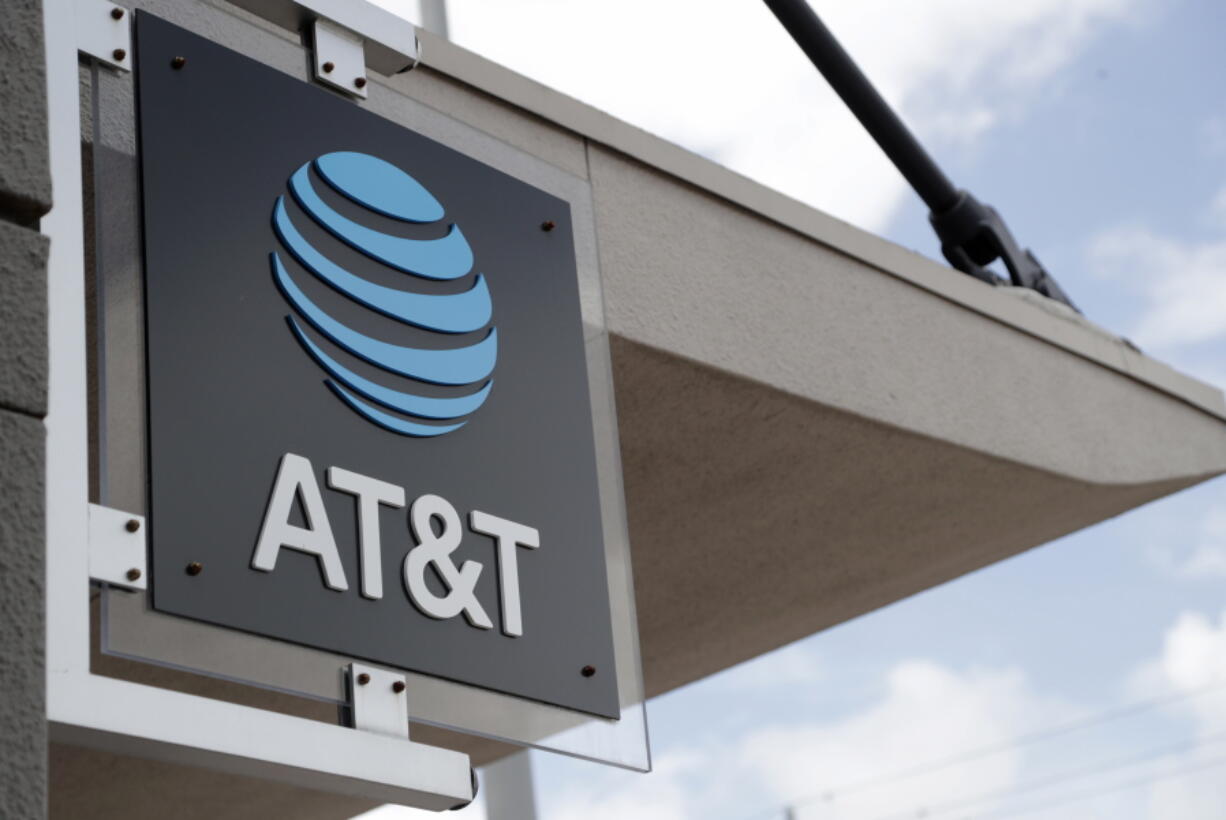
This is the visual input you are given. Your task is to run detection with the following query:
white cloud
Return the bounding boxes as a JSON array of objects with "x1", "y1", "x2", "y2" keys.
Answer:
[
  {"x1": 435, "y1": 0, "x2": 1137, "y2": 234},
  {"x1": 739, "y1": 660, "x2": 1059, "y2": 819},
  {"x1": 1151, "y1": 610, "x2": 1226, "y2": 698},
  {"x1": 531, "y1": 658, "x2": 1070, "y2": 820},
  {"x1": 1125, "y1": 609, "x2": 1226, "y2": 820},
  {"x1": 1087, "y1": 226, "x2": 1226, "y2": 351},
  {"x1": 537, "y1": 640, "x2": 1225, "y2": 820},
  {"x1": 549, "y1": 647, "x2": 1226, "y2": 820},
  {"x1": 1126, "y1": 607, "x2": 1226, "y2": 731},
  {"x1": 542, "y1": 750, "x2": 699, "y2": 820}
]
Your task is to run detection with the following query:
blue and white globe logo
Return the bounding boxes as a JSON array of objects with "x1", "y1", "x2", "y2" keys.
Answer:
[{"x1": 270, "y1": 151, "x2": 495, "y2": 437}]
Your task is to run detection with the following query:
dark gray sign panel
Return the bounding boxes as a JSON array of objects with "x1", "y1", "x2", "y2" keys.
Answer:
[{"x1": 136, "y1": 13, "x2": 618, "y2": 718}]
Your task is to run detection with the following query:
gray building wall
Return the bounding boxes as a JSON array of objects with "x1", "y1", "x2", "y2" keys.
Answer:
[{"x1": 0, "y1": 0, "x2": 50, "y2": 818}]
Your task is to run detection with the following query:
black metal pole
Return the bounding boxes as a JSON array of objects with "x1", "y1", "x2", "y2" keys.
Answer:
[
  {"x1": 761, "y1": 0, "x2": 1078, "y2": 311},
  {"x1": 761, "y1": 0, "x2": 960, "y2": 214}
]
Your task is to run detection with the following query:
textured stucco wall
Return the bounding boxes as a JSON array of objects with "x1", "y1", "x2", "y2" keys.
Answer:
[
  {"x1": 0, "y1": 410, "x2": 47, "y2": 820},
  {"x1": 0, "y1": 0, "x2": 50, "y2": 818},
  {"x1": 0, "y1": 1, "x2": 51, "y2": 225}
]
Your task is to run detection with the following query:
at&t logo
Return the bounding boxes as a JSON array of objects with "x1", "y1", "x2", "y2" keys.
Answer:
[{"x1": 270, "y1": 151, "x2": 495, "y2": 437}]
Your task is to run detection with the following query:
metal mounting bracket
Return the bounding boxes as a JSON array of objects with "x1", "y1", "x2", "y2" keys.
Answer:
[
  {"x1": 75, "y1": 0, "x2": 132, "y2": 72},
  {"x1": 312, "y1": 17, "x2": 368, "y2": 99},
  {"x1": 346, "y1": 663, "x2": 410, "y2": 740},
  {"x1": 226, "y1": 0, "x2": 420, "y2": 78},
  {"x1": 87, "y1": 504, "x2": 147, "y2": 590}
]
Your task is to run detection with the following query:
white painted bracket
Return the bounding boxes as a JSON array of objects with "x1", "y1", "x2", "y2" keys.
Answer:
[
  {"x1": 348, "y1": 663, "x2": 410, "y2": 739},
  {"x1": 313, "y1": 18, "x2": 368, "y2": 99},
  {"x1": 75, "y1": 0, "x2": 131, "y2": 72},
  {"x1": 87, "y1": 504, "x2": 147, "y2": 590},
  {"x1": 226, "y1": 0, "x2": 420, "y2": 76}
]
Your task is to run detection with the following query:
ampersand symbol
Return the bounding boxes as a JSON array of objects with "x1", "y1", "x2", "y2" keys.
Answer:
[{"x1": 403, "y1": 494, "x2": 493, "y2": 629}]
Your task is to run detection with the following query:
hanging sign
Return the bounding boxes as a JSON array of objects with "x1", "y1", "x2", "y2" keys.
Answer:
[{"x1": 137, "y1": 14, "x2": 619, "y2": 718}]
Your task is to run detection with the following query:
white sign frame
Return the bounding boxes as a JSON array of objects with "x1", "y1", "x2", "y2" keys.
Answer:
[{"x1": 43, "y1": 0, "x2": 474, "y2": 808}]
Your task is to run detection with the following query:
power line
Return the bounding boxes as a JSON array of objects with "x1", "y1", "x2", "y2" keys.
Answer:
[
  {"x1": 969, "y1": 751, "x2": 1226, "y2": 820},
  {"x1": 869, "y1": 726, "x2": 1226, "y2": 820},
  {"x1": 746, "y1": 676, "x2": 1226, "y2": 820}
]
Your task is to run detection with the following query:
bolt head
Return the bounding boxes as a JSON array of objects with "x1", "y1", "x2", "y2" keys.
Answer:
[
  {"x1": 112, "y1": 48, "x2": 126, "y2": 61},
  {"x1": 356, "y1": 672, "x2": 371, "y2": 686},
  {"x1": 541, "y1": 220, "x2": 556, "y2": 232},
  {"x1": 126, "y1": 568, "x2": 142, "y2": 582},
  {"x1": 110, "y1": 7, "x2": 124, "y2": 20},
  {"x1": 581, "y1": 665, "x2": 596, "y2": 678},
  {"x1": 354, "y1": 77, "x2": 367, "y2": 89},
  {"x1": 185, "y1": 561, "x2": 203, "y2": 576},
  {"x1": 125, "y1": 518, "x2": 141, "y2": 533},
  {"x1": 171, "y1": 56, "x2": 186, "y2": 69},
  {"x1": 392, "y1": 680, "x2": 406, "y2": 694},
  {"x1": 322, "y1": 61, "x2": 335, "y2": 74}
]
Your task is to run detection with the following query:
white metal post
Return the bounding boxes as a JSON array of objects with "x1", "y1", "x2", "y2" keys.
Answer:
[
  {"x1": 483, "y1": 751, "x2": 539, "y2": 820},
  {"x1": 419, "y1": 0, "x2": 449, "y2": 39}
]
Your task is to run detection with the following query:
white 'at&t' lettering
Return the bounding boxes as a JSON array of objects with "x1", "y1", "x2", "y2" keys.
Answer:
[{"x1": 250, "y1": 453, "x2": 540, "y2": 638}]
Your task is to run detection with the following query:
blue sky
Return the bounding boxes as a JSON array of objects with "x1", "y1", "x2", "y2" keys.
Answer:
[{"x1": 361, "y1": 1, "x2": 1226, "y2": 817}]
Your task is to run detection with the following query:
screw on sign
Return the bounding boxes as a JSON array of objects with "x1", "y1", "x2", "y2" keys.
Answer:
[{"x1": 134, "y1": 20, "x2": 621, "y2": 716}]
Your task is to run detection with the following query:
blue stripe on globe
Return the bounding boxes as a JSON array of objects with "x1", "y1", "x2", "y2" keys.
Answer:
[{"x1": 270, "y1": 151, "x2": 495, "y2": 438}]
